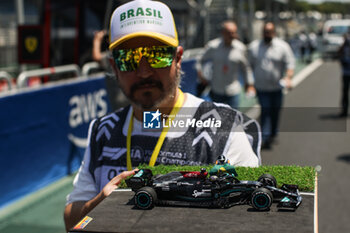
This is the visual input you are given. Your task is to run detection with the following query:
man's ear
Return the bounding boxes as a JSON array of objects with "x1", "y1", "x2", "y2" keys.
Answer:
[{"x1": 175, "y1": 46, "x2": 183, "y2": 67}]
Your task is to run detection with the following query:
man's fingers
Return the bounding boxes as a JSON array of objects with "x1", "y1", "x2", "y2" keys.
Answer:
[
  {"x1": 119, "y1": 169, "x2": 138, "y2": 179},
  {"x1": 111, "y1": 169, "x2": 139, "y2": 185}
]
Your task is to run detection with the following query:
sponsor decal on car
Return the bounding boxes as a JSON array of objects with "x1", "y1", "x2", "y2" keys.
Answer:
[{"x1": 73, "y1": 216, "x2": 93, "y2": 230}]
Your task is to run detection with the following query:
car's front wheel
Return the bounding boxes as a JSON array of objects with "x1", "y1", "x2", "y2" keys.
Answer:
[
  {"x1": 135, "y1": 187, "x2": 157, "y2": 209},
  {"x1": 251, "y1": 188, "x2": 273, "y2": 211}
]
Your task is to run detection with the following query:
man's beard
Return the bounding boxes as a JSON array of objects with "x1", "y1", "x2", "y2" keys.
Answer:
[
  {"x1": 264, "y1": 36, "x2": 273, "y2": 44},
  {"x1": 119, "y1": 68, "x2": 182, "y2": 110}
]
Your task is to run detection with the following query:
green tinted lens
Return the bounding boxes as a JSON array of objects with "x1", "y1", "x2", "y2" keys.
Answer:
[
  {"x1": 113, "y1": 49, "x2": 139, "y2": 71},
  {"x1": 148, "y1": 46, "x2": 175, "y2": 68},
  {"x1": 113, "y1": 46, "x2": 176, "y2": 71}
]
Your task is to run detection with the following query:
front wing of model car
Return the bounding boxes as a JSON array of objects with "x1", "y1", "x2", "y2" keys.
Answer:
[
  {"x1": 277, "y1": 195, "x2": 302, "y2": 209},
  {"x1": 267, "y1": 184, "x2": 302, "y2": 210}
]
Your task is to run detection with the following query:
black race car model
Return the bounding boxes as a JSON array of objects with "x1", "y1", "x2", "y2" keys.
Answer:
[{"x1": 125, "y1": 167, "x2": 302, "y2": 211}]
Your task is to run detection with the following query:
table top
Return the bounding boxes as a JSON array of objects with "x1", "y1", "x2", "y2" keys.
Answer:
[{"x1": 70, "y1": 190, "x2": 315, "y2": 233}]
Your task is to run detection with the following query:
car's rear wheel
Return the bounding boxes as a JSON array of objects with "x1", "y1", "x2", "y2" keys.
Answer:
[
  {"x1": 251, "y1": 188, "x2": 273, "y2": 211},
  {"x1": 258, "y1": 174, "x2": 277, "y2": 187},
  {"x1": 135, "y1": 187, "x2": 157, "y2": 209}
]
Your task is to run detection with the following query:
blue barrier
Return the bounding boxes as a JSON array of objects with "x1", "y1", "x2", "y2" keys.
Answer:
[
  {"x1": 0, "y1": 76, "x2": 111, "y2": 208},
  {"x1": 180, "y1": 59, "x2": 197, "y2": 95},
  {"x1": 181, "y1": 58, "x2": 212, "y2": 101}
]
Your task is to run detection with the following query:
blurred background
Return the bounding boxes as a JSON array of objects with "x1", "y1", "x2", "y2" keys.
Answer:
[
  {"x1": 0, "y1": 0, "x2": 350, "y2": 233},
  {"x1": 1, "y1": 0, "x2": 350, "y2": 73}
]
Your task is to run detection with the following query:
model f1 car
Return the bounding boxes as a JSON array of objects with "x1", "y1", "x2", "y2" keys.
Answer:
[{"x1": 126, "y1": 166, "x2": 302, "y2": 211}]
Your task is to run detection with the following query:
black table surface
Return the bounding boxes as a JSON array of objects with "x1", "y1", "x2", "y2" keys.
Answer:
[{"x1": 70, "y1": 190, "x2": 314, "y2": 233}]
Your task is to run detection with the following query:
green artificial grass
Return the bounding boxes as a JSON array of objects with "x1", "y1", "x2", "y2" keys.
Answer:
[{"x1": 118, "y1": 164, "x2": 315, "y2": 192}]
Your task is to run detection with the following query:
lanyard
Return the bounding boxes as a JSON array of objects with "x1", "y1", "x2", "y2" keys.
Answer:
[{"x1": 126, "y1": 89, "x2": 185, "y2": 171}]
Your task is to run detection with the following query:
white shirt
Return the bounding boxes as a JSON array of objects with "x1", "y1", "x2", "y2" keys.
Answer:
[
  {"x1": 248, "y1": 38, "x2": 295, "y2": 91},
  {"x1": 196, "y1": 38, "x2": 254, "y2": 96}
]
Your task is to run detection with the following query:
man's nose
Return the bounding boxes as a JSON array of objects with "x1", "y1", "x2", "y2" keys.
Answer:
[{"x1": 136, "y1": 57, "x2": 154, "y2": 78}]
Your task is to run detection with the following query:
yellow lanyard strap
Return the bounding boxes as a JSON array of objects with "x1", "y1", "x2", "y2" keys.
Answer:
[{"x1": 126, "y1": 89, "x2": 185, "y2": 171}]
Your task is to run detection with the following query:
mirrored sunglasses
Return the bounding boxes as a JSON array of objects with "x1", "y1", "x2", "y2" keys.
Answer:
[{"x1": 112, "y1": 46, "x2": 176, "y2": 72}]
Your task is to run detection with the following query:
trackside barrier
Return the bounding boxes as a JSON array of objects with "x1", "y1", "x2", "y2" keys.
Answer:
[
  {"x1": 0, "y1": 75, "x2": 111, "y2": 208},
  {"x1": 82, "y1": 61, "x2": 101, "y2": 76},
  {"x1": 180, "y1": 57, "x2": 212, "y2": 96},
  {"x1": 180, "y1": 59, "x2": 198, "y2": 95},
  {"x1": 0, "y1": 71, "x2": 13, "y2": 90},
  {"x1": 16, "y1": 64, "x2": 81, "y2": 88}
]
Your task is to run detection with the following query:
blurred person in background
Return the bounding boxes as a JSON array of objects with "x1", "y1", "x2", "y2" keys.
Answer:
[
  {"x1": 248, "y1": 22, "x2": 295, "y2": 149},
  {"x1": 338, "y1": 32, "x2": 350, "y2": 117},
  {"x1": 196, "y1": 20, "x2": 255, "y2": 109},
  {"x1": 308, "y1": 31, "x2": 318, "y2": 63},
  {"x1": 92, "y1": 30, "x2": 110, "y2": 70},
  {"x1": 298, "y1": 30, "x2": 308, "y2": 63}
]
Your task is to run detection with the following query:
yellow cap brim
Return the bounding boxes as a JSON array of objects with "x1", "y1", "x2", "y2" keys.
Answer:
[{"x1": 109, "y1": 31, "x2": 178, "y2": 50}]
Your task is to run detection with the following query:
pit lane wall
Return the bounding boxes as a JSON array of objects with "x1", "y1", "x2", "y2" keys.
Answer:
[
  {"x1": 0, "y1": 59, "x2": 198, "y2": 209},
  {"x1": 0, "y1": 75, "x2": 111, "y2": 209}
]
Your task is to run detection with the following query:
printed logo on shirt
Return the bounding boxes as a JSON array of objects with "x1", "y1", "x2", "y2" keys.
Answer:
[{"x1": 143, "y1": 109, "x2": 161, "y2": 129}]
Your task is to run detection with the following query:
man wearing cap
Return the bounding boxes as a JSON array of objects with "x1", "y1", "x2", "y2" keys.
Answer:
[{"x1": 64, "y1": 0, "x2": 259, "y2": 230}]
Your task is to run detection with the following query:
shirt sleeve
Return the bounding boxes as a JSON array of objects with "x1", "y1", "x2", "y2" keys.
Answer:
[
  {"x1": 195, "y1": 45, "x2": 215, "y2": 81},
  {"x1": 283, "y1": 43, "x2": 296, "y2": 70},
  {"x1": 223, "y1": 123, "x2": 259, "y2": 167},
  {"x1": 247, "y1": 43, "x2": 256, "y2": 70},
  {"x1": 66, "y1": 120, "x2": 99, "y2": 205},
  {"x1": 239, "y1": 47, "x2": 254, "y2": 86}
]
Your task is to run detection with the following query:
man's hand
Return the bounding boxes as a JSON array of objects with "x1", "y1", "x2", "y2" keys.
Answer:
[
  {"x1": 102, "y1": 169, "x2": 139, "y2": 197},
  {"x1": 245, "y1": 85, "x2": 256, "y2": 97},
  {"x1": 282, "y1": 76, "x2": 293, "y2": 90},
  {"x1": 64, "y1": 169, "x2": 138, "y2": 232},
  {"x1": 283, "y1": 69, "x2": 294, "y2": 90},
  {"x1": 93, "y1": 30, "x2": 106, "y2": 43},
  {"x1": 197, "y1": 71, "x2": 209, "y2": 86}
]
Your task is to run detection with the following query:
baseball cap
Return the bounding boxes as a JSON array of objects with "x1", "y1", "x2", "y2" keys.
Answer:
[{"x1": 109, "y1": 0, "x2": 179, "y2": 50}]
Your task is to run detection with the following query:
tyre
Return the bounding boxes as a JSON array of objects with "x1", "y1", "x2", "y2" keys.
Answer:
[
  {"x1": 258, "y1": 174, "x2": 277, "y2": 187},
  {"x1": 251, "y1": 188, "x2": 273, "y2": 211},
  {"x1": 135, "y1": 187, "x2": 157, "y2": 210}
]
